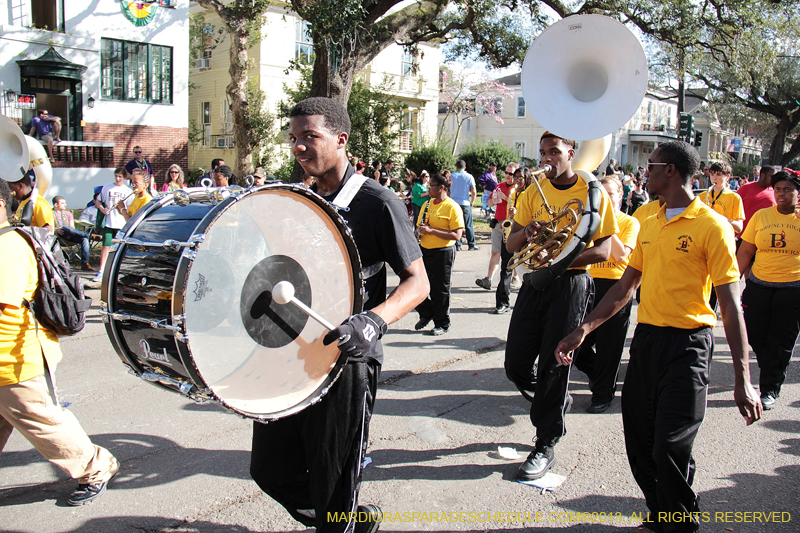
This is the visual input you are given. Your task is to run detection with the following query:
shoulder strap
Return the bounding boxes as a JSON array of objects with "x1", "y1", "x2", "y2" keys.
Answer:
[{"x1": 333, "y1": 174, "x2": 369, "y2": 209}]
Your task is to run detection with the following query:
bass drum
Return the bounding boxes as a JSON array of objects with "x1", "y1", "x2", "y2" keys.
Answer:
[{"x1": 101, "y1": 185, "x2": 363, "y2": 421}]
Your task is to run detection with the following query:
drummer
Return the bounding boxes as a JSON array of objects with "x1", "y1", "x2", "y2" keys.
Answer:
[{"x1": 249, "y1": 97, "x2": 428, "y2": 533}]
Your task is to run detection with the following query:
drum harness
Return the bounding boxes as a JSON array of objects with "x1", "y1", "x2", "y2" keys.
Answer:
[{"x1": 330, "y1": 174, "x2": 384, "y2": 281}]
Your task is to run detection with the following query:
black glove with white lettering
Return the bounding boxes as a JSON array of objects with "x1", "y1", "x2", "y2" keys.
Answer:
[{"x1": 323, "y1": 310, "x2": 388, "y2": 359}]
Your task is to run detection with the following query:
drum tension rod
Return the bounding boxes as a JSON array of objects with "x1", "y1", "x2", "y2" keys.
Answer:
[
  {"x1": 112, "y1": 234, "x2": 206, "y2": 251},
  {"x1": 100, "y1": 310, "x2": 182, "y2": 332}
]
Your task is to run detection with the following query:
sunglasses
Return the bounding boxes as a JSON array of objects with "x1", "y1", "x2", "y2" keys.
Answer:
[
  {"x1": 505, "y1": 171, "x2": 514, "y2": 175},
  {"x1": 170, "y1": 170, "x2": 179, "y2": 174},
  {"x1": 134, "y1": 151, "x2": 142, "y2": 154},
  {"x1": 647, "y1": 162, "x2": 667, "y2": 170}
]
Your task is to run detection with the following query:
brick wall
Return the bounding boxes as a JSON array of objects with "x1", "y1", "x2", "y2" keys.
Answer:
[{"x1": 83, "y1": 123, "x2": 189, "y2": 189}]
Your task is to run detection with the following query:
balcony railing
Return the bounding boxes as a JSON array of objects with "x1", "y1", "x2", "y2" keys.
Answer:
[{"x1": 49, "y1": 141, "x2": 116, "y2": 168}]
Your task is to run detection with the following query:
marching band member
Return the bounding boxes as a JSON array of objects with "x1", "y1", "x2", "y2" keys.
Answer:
[
  {"x1": 504, "y1": 132, "x2": 619, "y2": 481},
  {"x1": 249, "y1": 98, "x2": 428, "y2": 533},
  {"x1": 556, "y1": 140, "x2": 760, "y2": 533},
  {"x1": 737, "y1": 169, "x2": 800, "y2": 411},
  {"x1": 476, "y1": 162, "x2": 518, "y2": 299},
  {"x1": 414, "y1": 172, "x2": 465, "y2": 336},
  {"x1": 118, "y1": 170, "x2": 153, "y2": 221},
  {"x1": 574, "y1": 175, "x2": 640, "y2": 413},
  {"x1": 697, "y1": 161, "x2": 745, "y2": 234}
]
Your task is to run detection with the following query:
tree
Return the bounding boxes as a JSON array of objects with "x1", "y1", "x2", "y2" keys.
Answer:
[
  {"x1": 193, "y1": 1, "x2": 271, "y2": 178},
  {"x1": 437, "y1": 65, "x2": 514, "y2": 155},
  {"x1": 281, "y1": 66, "x2": 406, "y2": 171}
]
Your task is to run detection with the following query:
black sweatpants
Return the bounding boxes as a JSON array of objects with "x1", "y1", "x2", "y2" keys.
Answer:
[
  {"x1": 250, "y1": 361, "x2": 379, "y2": 533},
  {"x1": 504, "y1": 271, "x2": 593, "y2": 445},
  {"x1": 741, "y1": 279, "x2": 800, "y2": 396},
  {"x1": 574, "y1": 278, "x2": 633, "y2": 404},
  {"x1": 622, "y1": 324, "x2": 712, "y2": 533},
  {"x1": 495, "y1": 238, "x2": 514, "y2": 308},
  {"x1": 416, "y1": 245, "x2": 456, "y2": 328}
]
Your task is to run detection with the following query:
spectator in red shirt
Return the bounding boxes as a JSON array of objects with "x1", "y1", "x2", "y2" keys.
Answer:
[{"x1": 737, "y1": 165, "x2": 776, "y2": 235}]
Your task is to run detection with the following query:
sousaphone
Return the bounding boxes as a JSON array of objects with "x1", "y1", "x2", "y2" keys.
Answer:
[
  {"x1": 0, "y1": 115, "x2": 53, "y2": 221},
  {"x1": 508, "y1": 14, "x2": 648, "y2": 289}
]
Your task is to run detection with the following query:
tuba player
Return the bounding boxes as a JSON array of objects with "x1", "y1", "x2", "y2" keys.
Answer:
[{"x1": 504, "y1": 132, "x2": 619, "y2": 480}]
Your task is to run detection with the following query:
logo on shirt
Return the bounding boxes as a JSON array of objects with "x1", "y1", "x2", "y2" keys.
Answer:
[
  {"x1": 771, "y1": 230, "x2": 787, "y2": 248},
  {"x1": 676, "y1": 234, "x2": 693, "y2": 253}
]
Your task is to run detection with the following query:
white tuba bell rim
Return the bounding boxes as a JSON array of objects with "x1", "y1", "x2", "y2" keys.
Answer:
[
  {"x1": 521, "y1": 14, "x2": 648, "y2": 141},
  {"x1": 0, "y1": 114, "x2": 30, "y2": 183}
]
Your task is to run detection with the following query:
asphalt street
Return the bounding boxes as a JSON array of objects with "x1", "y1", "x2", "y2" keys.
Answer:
[{"x1": 1, "y1": 230, "x2": 798, "y2": 533}]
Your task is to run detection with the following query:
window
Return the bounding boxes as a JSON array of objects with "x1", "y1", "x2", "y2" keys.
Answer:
[
  {"x1": 11, "y1": 0, "x2": 65, "y2": 31},
  {"x1": 516, "y1": 97, "x2": 526, "y2": 118},
  {"x1": 401, "y1": 48, "x2": 416, "y2": 77},
  {"x1": 220, "y1": 98, "x2": 233, "y2": 134},
  {"x1": 514, "y1": 141, "x2": 526, "y2": 159},
  {"x1": 101, "y1": 38, "x2": 173, "y2": 104},
  {"x1": 201, "y1": 102, "x2": 211, "y2": 146},
  {"x1": 295, "y1": 20, "x2": 313, "y2": 65},
  {"x1": 399, "y1": 111, "x2": 417, "y2": 151}
]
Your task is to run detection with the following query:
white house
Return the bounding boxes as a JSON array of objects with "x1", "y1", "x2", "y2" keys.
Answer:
[{"x1": 1, "y1": 0, "x2": 189, "y2": 205}]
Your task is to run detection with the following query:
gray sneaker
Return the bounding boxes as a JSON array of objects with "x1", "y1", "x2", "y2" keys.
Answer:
[{"x1": 475, "y1": 277, "x2": 492, "y2": 290}]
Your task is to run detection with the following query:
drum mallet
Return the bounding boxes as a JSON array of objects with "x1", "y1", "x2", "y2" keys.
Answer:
[{"x1": 272, "y1": 281, "x2": 336, "y2": 331}]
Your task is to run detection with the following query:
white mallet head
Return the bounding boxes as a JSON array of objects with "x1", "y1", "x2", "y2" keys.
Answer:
[{"x1": 272, "y1": 281, "x2": 295, "y2": 305}]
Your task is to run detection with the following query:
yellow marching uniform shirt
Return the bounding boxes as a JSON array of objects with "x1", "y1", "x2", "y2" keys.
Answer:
[
  {"x1": 0, "y1": 222, "x2": 62, "y2": 387},
  {"x1": 15, "y1": 194, "x2": 55, "y2": 228},
  {"x1": 416, "y1": 197, "x2": 465, "y2": 249},
  {"x1": 628, "y1": 198, "x2": 739, "y2": 329},
  {"x1": 632, "y1": 199, "x2": 661, "y2": 225},
  {"x1": 741, "y1": 206, "x2": 800, "y2": 283},
  {"x1": 128, "y1": 193, "x2": 153, "y2": 217},
  {"x1": 513, "y1": 176, "x2": 619, "y2": 270},
  {"x1": 590, "y1": 211, "x2": 640, "y2": 280},
  {"x1": 697, "y1": 188, "x2": 745, "y2": 223}
]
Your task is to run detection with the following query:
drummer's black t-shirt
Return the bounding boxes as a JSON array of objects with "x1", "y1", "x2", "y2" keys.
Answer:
[{"x1": 314, "y1": 165, "x2": 421, "y2": 364}]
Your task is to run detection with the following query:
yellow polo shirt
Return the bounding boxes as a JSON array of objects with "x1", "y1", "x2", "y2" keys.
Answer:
[
  {"x1": 741, "y1": 206, "x2": 800, "y2": 283},
  {"x1": 697, "y1": 188, "x2": 745, "y2": 222},
  {"x1": 590, "y1": 211, "x2": 640, "y2": 280},
  {"x1": 128, "y1": 193, "x2": 153, "y2": 217},
  {"x1": 416, "y1": 197, "x2": 464, "y2": 249},
  {"x1": 514, "y1": 176, "x2": 619, "y2": 270},
  {"x1": 632, "y1": 199, "x2": 661, "y2": 225},
  {"x1": 628, "y1": 198, "x2": 739, "y2": 329},
  {"x1": 15, "y1": 195, "x2": 54, "y2": 228},
  {"x1": 0, "y1": 222, "x2": 62, "y2": 386}
]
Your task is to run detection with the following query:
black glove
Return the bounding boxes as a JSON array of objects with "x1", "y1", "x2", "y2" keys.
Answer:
[{"x1": 323, "y1": 310, "x2": 388, "y2": 358}]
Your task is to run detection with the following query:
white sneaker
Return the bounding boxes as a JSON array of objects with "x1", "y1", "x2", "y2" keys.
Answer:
[
  {"x1": 511, "y1": 276, "x2": 522, "y2": 289},
  {"x1": 92, "y1": 271, "x2": 103, "y2": 282}
]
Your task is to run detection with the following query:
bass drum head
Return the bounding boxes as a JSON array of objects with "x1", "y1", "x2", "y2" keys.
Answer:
[{"x1": 182, "y1": 186, "x2": 361, "y2": 418}]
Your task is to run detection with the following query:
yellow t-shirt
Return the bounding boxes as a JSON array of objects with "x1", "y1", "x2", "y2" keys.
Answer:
[
  {"x1": 697, "y1": 188, "x2": 745, "y2": 222},
  {"x1": 741, "y1": 206, "x2": 800, "y2": 283},
  {"x1": 628, "y1": 198, "x2": 739, "y2": 329},
  {"x1": 513, "y1": 176, "x2": 619, "y2": 270},
  {"x1": 15, "y1": 195, "x2": 54, "y2": 228},
  {"x1": 0, "y1": 222, "x2": 62, "y2": 387},
  {"x1": 128, "y1": 193, "x2": 153, "y2": 216},
  {"x1": 632, "y1": 199, "x2": 661, "y2": 225},
  {"x1": 417, "y1": 197, "x2": 465, "y2": 249},
  {"x1": 590, "y1": 211, "x2": 640, "y2": 280}
]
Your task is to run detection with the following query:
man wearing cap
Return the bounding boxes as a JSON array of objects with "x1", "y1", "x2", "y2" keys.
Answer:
[{"x1": 253, "y1": 168, "x2": 267, "y2": 186}]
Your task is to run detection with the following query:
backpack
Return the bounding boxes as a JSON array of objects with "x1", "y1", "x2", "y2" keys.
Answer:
[{"x1": 0, "y1": 225, "x2": 91, "y2": 336}]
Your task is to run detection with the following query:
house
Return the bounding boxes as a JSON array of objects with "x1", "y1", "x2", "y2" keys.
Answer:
[
  {"x1": 188, "y1": 3, "x2": 440, "y2": 173},
  {"x1": 0, "y1": 0, "x2": 189, "y2": 205}
]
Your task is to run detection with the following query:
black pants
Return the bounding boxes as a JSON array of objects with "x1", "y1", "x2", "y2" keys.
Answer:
[
  {"x1": 495, "y1": 238, "x2": 513, "y2": 308},
  {"x1": 574, "y1": 278, "x2": 632, "y2": 403},
  {"x1": 622, "y1": 324, "x2": 712, "y2": 533},
  {"x1": 741, "y1": 279, "x2": 800, "y2": 396},
  {"x1": 250, "y1": 361, "x2": 379, "y2": 533},
  {"x1": 504, "y1": 271, "x2": 593, "y2": 445},
  {"x1": 416, "y1": 245, "x2": 456, "y2": 328}
]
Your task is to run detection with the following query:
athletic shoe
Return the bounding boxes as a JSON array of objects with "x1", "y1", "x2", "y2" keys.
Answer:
[
  {"x1": 761, "y1": 392, "x2": 777, "y2": 410},
  {"x1": 475, "y1": 277, "x2": 492, "y2": 290},
  {"x1": 510, "y1": 277, "x2": 522, "y2": 289},
  {"x1": 67, "y1": 461, "x2": 119, "y2": 506},
  {"x1": 430, "y1": 326, "x2": 448, "y2": 336},
  {"x1": 415, "y1": 317, "x2": 432, "y2": 331},
  {"x1": 491, "y1": 305, "x2": 511, "y2": 314},
  {"x1": 517, "y1": 444, "x2": 555, "y2": 481},
  {"x1": 355, "y1": 504, "x2": 382, "y2": 533},
  {"x1": 586, "y1": 400, "x2": 612, "y2": 414},
  {"x1": 468, "y1": 245, "x2": 480, "y2": 251}
]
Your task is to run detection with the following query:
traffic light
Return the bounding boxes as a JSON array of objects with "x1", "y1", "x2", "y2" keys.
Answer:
[
  {"x1": 679, "y1": 113, "x2": 695, "y2": 141},
  {"x1": 693, "y1": 130, "x2": 703, "y2": 147}
]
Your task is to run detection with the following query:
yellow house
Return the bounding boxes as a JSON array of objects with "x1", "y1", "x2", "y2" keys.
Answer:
[{"x1": 189, "y1": 3, "x2": 440, "y2": 173}]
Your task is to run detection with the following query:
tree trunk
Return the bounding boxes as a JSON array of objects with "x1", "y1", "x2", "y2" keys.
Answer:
[
  {"x1": 228, "y1": 28, "x2": 255, "y2": 180},
  {"x1": 308, "y1": 45, "x2": 357, "y2": 106},
  {"x1": 769, "y1": 116, "x2": 790, "y2": 165}
]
